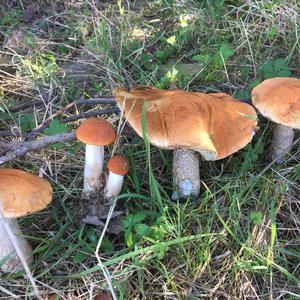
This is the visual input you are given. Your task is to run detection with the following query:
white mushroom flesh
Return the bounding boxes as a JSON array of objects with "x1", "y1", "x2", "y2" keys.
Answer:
[
  {"x1": 104, "y1": 171, "x2": 124, "y2": 199},
  {"x1": 84, "y1": 144, "x2": 104, "y2": 193}
]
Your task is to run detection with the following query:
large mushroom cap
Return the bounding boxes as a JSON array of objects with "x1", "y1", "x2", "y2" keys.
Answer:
[
  {"x1": 114, "y1": 86, "x2": 258, "y2": 160},
  {"x1": 252, "y1": 77, "x2": 300, "y2": 129},
  {"x1": 107, "y1": 155, "x2": 130, "y2": 175},
  {"x1": 76, "y1": 118, "x2": 116, "y2": 146},
  {"x1": 0, "y1": 169, "x2": 53, "y2": 218}
]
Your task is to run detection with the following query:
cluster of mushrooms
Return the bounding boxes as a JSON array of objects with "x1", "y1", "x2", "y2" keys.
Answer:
[
  {"x1": 0, "y1": 120, "x2": 130, "y2": 273},
  {"x1": 75, "y1": 117, "x2": 130, "y2": 198},
  {"x1": 113, "y1": 77, "x2": 300, "y2": 199},
  {"x1": 0, "y1": 76, "x2": 299, "y2": 273}
]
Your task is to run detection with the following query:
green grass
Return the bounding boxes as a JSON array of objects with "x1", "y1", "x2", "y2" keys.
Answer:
[{"x1": 0, "y1": 0, "x2": 299, "y2": 299}]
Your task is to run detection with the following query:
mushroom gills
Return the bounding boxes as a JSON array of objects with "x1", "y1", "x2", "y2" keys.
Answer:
[
  {"x1": 172, "y1": 149, "x2": 200, "y2": 200},
  {"x1": 0, "y1": 217, "x2": 33, "y2": 272},
  {"x1": 270, "y1": 124, "x2": 294, "y2": 163}
]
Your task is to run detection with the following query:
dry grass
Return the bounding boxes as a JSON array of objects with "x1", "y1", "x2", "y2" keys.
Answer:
[{"x1": 0, "y1": 0, "x2": 299, "y2": 299}]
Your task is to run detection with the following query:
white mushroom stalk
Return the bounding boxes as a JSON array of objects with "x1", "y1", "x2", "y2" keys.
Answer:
[
  {"x1": 104, "y1": 171, "x2": 124, "y2": 199},
  {"x1": 84, "y1": 145, "x2": 104, "y2": 192},
  {"x1": 104, "y1": 155, "x2": 130, "y2": 199},
  {"x1": 270, "y1": 124, "x2": 294, "y2": 163},
  {"x1": 0, "y1": 217, "x2": 33, "y2": 272},
  {"x1": 172, "y1": 149, "x2": 200, "y2": 200}
]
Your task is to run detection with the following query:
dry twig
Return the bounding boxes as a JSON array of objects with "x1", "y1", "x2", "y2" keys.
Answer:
[{"x1": 0, "y1": 132, "x2": 75, "y2": 164}]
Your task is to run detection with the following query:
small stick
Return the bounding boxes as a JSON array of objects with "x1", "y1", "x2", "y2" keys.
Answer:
[
  {"x1": 61, "y1": 107, "x2": 119, "y2": 123},
  {"x1": 0, "y1": 109, "x2": 133, "y2": 163},
  {"x1": 27, "y1": 104, "x2": 118, "y2": 140},
  {"x1": 28, "y1": 101, "x2": 78, "y2": 137},
  {"x1": 0, "y1": 132, "x2": 75, "y2": 164},
  {"x1": 10, "y1": 96, "x2": 116, "y2": 112},
  {"x1": 76, "y1": 97, "x2": 116, "y2": 105}
]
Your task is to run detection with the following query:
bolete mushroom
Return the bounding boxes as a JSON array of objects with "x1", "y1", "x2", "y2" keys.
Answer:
[
  {"x1": 76, "y1": 118, "x2": 116, "y2": 193},
  {"x1": 0, "y1": 168, "x2": 52, "y2": 272},
  {"x1": 251, "y1": 77, "x2": 300, "y2": 163},
  {"x1": 104, "y1": 155, "x2": 130, "y2": 199},
  {"x1": 113, "y1": 86, "x2": 257, "y2": 200}
]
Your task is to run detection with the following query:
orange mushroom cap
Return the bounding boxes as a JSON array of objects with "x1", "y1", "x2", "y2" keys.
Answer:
[
  {"x1": 76, "y1": 118, "x2": 116, "y2": 146},
  {"x1": 0, "y1": 169, "x2": 53, "y2": 218},
  {"x1": 107, "y1": 155, "x2": 130, "y2": 175},
  {"x1": 113, "y1": 86, "x2": 258, "y2": 160},
  {"x1": 252, "y1": 77, "x2": 300, "y2": 129}
]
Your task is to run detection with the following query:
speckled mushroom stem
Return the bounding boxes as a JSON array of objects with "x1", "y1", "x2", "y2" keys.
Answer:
[
  {"x1": 84, "y1": 144, "x2": 104, "y2": 193},
  {"x1": 0, "y1": 217, "x2": 33, "y2": 272},
  {"x1": 270, "y1": 124, "x2": 294, "y2": 163},
  {"x1": 172, "y1": 149, "x2": 200, "y2": 200},
  {"x1": 104, "y1": 172, "x2": 124, "y2": 199}
]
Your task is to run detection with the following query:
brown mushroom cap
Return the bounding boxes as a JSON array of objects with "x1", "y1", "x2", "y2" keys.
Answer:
[
  {"x1": 0, "y1": 169, "x2": 53, "y2": 218},
  {"x1": 76, "y1": 118, "x2": 116, "y2": 146},
  {"x1": 252, "y1": 77, "x2": 300, "y2": 129},
  {"x1": 113, "y1": 86, "x2": 258, "y2": 160},
  {"x1": 107, "y1": 155, "x2": 130, "y2": 175}
]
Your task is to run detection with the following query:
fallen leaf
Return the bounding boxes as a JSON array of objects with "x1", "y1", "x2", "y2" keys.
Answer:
[
  {"x1": 4, "y1": 29, "x2": 23, "y2": 50},
  {"x1": 22, "y1": 3, "x2": 38, "y2": 23},
  {"x1": 43, "y1": 294, "x2": 58, "y2": 300},
  {"x1": 82, "y1": 215, "x2": 105, "y2": 227},
  {"x1": 94, "y1": 292, "x2": 112, "y2": 300}
]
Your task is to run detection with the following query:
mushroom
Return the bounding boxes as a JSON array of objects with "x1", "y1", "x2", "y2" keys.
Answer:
[
  {"x1": 0, "y1": 168, "x2": 52, "y2": 272},
  {"x1": 104, "y1": 155, "x2": 130, "y2": 199},
  {"x1": 76, "y1": 118, "x2": 116, "y2": 193},
  {"x1": 251, "y1": 77, "x2": 300, "y2": 163},
  {"x1": 113, "y1": 86, "x2": 257, "y2": 200}
]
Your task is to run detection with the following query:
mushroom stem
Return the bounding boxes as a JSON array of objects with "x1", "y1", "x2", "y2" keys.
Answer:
[
  {"x1": 270, "y1": 124, "x2": 294, "y2": 163},
  {"x1": 104, "y1": 172, "x2": 124, "y2": 199},
  {"x1": 172, "y1": 149, "x2": 200, "y2": 200},
  {"x1": 0, "y1": 217, "x2": 33, "y2": 272},
  {"x1": 84, "y1": 144, "x2": 104, "y2": 193}
]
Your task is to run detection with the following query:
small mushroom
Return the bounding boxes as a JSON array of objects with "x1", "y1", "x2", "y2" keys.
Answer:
[
  {"x1": 104, "y1": 155, "x2": 130, "y2": 199},
  {"x1": 0, "y1": 168, "x2": 52, "y2": 272},
  {"x1": 76, "y1": 118, "x2": 116, "y2": 193},
  {"x1": 113, "y1": 86, "x2": 257, "y2": 200},
  {"x1": 252, "y1": 77, "x2": 300, "y2": 163}
]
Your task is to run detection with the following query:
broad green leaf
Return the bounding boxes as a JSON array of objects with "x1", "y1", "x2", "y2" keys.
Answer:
[
  {"x1": 43, "y1": 119, "x2": 68, "y2": 136},
  {"x1": 87, "y1": 229, "x2": 97, "y2": 243},
  {"x1": 73, "y1": 252, "x2": 88, "y2": 264},
  {"x1": 259, "y1": 58, "x2": 291, "y2": 80},
  {"x1": 192, "y1": 54, "x2": 210, "y2": 64},
  {"x1": 134, "y1": 223, "x2": 150, "y2": 236},
  {"x1": 250, "y1": 211, "x2": 264, "y2": 225},
  {"x1": 100, "y1": 237, "x2": 114, "y2": 252},
  {"x1": 132, "y1": 212, "x2": 147, "y2": 223},
  {"x1": 19, "y1": 114, "x2": 35, "y2": 132},
  {"x1": 213, "y1": 43, "x2": 234, "y2": 66},
  {"x1": 219, "y1": 43, "x2": 235, "y2": 59}
]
